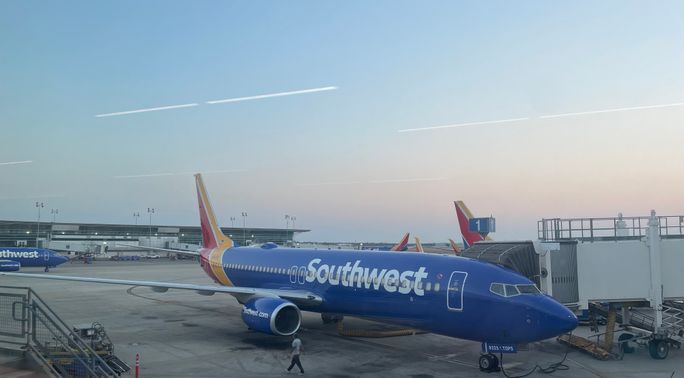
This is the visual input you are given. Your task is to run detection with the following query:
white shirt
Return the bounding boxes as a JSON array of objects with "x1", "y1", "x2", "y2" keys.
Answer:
[{"x1": 291, "y1": 338, "x2": 302, "y2": 356}]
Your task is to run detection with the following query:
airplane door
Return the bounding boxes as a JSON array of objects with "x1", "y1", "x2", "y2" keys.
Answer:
[
  {"x1": 44, "y1": 251, "x2": 50, "y2": 264},
  {"x1": 447, "y1": 271, "x2": 468, "y2": 311}
]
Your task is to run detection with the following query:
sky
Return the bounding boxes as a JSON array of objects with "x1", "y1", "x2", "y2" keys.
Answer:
[{"x1": 1, "y1": 1, "x2": 683, "y2": 242}]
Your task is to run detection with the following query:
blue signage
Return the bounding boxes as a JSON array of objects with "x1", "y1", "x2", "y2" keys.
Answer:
[{"x1": 469, "y1": 217, "x2": 496, "y2": 234}]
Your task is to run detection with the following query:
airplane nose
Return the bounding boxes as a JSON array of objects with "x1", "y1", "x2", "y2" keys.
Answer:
[{"x1": 550, "y1": 301, "x2": 578, "y2": 334}]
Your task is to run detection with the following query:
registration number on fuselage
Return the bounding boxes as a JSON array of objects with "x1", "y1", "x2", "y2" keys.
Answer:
[{"x1": 481, "y1": 343, "x2": 517, "y2": 354}]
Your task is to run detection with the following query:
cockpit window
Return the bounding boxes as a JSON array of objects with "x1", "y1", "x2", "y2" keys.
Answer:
[
  {"x1": 489, "y1": 283, "x2": 505, "y2": 297},
  {"x1": 504, "y1": 284, "x2": 520, "y2": 297},
  {"x1": 516, "y1": 284, "x2": 541, "y2": 294},
  {"x1": 491, "y1": 282, "x2": 540, "y2": 297}
]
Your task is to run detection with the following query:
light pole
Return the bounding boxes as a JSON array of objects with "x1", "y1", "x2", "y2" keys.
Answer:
[
  {"x1": 290, "y1": 216, "x2": 297, "y2": 245},
  {"x1": 241, "y1": 212, "x2": 248, "y2": 245},
  {"x1": 133, "y1": 212, "x2": 140, "y2": 225},
  {"x1": 147, "y1": 208, "x2": 155, "y2": 243},
  {"x1": 35, "y1": 202, "x2": 44, "y2": 247},
  {"x1": 285, "y1": 214, "x2": 290, "y2": 229},
  {"x1": 230, "y1": 217, "x2": 236, "y2": 227},
  {"x1": 51, "y1": 208, "x2": 59, "y2": 223}
]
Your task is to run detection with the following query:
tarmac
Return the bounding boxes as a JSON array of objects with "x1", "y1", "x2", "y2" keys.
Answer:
[{"x1": 0, "y1": 259, "x2": 682, "y2": 377}]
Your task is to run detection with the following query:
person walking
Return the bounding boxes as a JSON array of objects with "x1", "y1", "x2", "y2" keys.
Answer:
[{"x1": 287, "y1": 333, "x2": 304, "y2": 374}]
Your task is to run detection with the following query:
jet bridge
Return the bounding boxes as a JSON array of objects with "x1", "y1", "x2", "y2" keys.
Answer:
[
  {"x1": 538, "y1": 211, "x2": 684, "y2": 359},
  {"x1": 464, "y1": 211, "x2": 684, "y2": 359}
]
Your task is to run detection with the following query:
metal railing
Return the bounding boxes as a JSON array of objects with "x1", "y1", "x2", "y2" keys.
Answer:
[
  {"x1": 0, "y1": 285, "x2": 117, "y2": 377},
  {"x1": 538, "y1": 215, "x2": 684, "y2": 242}
]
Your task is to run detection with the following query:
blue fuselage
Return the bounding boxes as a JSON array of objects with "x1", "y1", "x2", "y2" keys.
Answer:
[
  {"x1": 201, "y1": 246, "x2": 576, "y2": 344},
  {"x1": 0, "y1": 248, "x2": 68, "y2": 268}
]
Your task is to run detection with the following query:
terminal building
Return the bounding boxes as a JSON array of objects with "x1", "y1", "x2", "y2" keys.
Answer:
[{"x1": 0, "y1": 219, "x2": 310, "y2": 254}]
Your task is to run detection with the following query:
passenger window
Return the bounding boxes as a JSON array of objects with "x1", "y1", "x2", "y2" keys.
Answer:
[
  {"x1": 490, "y1": 283, "x2": 505, "y2": 297},
  {"x1": 425, "y1": 282, "x2": 432, "y2": 291},
  {"x1": 416, "y1": 282, "x2": 423, "y2": 290},
  {"x1": 505, "y1": 284, "x2": 520, "y2": 297},
  {"x1": 434, "y1": 283, "x2": 440, "y2": 292}
]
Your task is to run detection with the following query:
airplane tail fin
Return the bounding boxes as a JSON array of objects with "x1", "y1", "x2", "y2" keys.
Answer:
[
  {"x1": 414, "y1": 237, "x2": 424, "y2": 252},
  {"x1": 448, "y1": 238, "x2": 461, "y2": 255},
  {"x1": 390, "y1": 232, "x2": 410, "y2": 251},
  {"x1": 454, "y1": 201, "x2": 484, "y2": 249},
  {"x1": 195, "y1": 174, "x2": 233, "y2": 249}
]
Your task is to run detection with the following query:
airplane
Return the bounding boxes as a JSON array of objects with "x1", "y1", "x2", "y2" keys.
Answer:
[
  {"x1": 0, "y1": 247, "x2": 68, "y2": 272},
  {"x1": 454, "y1": 201, "x2": 491, "y2": 249},
  {"x1": 1, "y1": 174, "x2": 577, "y2": 372},
  {"x1": 448, "y1": 238, "x2": 461, "y2": 255},
  {"x1": 389, "y1": 232, "x2": 409, "y2": 251},
  {"x1": 414, "y1": 237, "x2": 424, "y2": 252}
]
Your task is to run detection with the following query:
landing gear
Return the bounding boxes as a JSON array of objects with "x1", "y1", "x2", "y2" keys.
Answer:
[
  {"x1": 44, "y1": 266, "x2": 49, "y2": 272},
  {"x1": 648, "y1": 340, "x2": 669, "y2": 360},
  {"x1": 478, "y1": 353, "x2": 500, "y2": 372}
]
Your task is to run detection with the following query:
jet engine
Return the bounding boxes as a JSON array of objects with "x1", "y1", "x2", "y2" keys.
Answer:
[
  {"x1": 241, "y1": 297, "x2": 301, "y2": 336},
  {"x1": 0, "y1": 260, "x2": 20, "y2": 272}
]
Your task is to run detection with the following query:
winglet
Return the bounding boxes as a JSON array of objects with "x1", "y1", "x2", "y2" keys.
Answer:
[
  {"x1": 390, "y1": 232, "x2": 410, "y2": 251},
  {"x1": 454, "y1": 201, "x2": 484, "y2": 249},
  {"x1": 448, "y1": 238, "x2": 461, "y2": 255},
  {"x1": 414, "y1": 237, "x2": 424, "y2": 253},
  {"x1": 195, "y1": 174, "x2": 233, "y2": 249}
]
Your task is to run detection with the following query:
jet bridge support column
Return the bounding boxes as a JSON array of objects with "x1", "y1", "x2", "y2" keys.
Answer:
[{"x1": 647, "y1": 210, "x2": 663, "y2": 331}]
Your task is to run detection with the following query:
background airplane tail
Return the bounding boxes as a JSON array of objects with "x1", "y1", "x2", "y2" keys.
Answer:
[
  {"x1": 454, "y1": 201, "x2": 484, "y2": 249},
  {"x1": 414, "y1": 237, "x2": 424, "y2": 252},
  {"x1": 448, "y1": 238, "x2": 461, "y2": 255},
  {"x1": 195, "y1": 174, "x2": 233, "y2": 249},
  {"x1": 390, "y1": 232, "x2": 410, "y2": 251}
]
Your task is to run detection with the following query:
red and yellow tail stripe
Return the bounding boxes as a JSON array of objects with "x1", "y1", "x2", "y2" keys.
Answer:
[{"x1": 195, "y1": 174, "x2": 235, "y2": 286}]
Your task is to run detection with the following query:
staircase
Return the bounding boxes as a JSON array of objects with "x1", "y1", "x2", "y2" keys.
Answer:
[{"x1": 0, "y1": 285, "x2": 120, "y2": 377}]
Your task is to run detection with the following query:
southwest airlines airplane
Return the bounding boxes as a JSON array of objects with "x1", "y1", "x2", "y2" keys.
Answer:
[
  {"x1": 0, "y1": 248, "x2": 68, "y2": 272},
  {"x1": 2, "y1": 175, "x2": 576, "y2": 371}
]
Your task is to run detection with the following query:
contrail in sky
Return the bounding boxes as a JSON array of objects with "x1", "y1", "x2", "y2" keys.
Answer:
[
  {"x1": 298, "y1": 177, "x2": 447, "y2": 186},
  {"x1": 95, "y1": 103, "x2": 199, "y2": 118},
  {"x1": 114, "y1": 169, "x2": 247, "y2": 179},
  {"x1": 95, "y1": 86, "x2": 337, "y2": 118},
  {"x1": 398, "y1": 118, "x2": 529, "y2": 133},
  {"x1": 0, "y1": 160, "x2": 32, "y2": 166},
  {"x1": 399, "y1": 101, "x2": 684, "y2": 133},
  {"x1": 206, "y1": 86, "x2": 338, "y2": 104},
  {"x1": 538, "y1": 101, "x2": 684, "y2": 119}
]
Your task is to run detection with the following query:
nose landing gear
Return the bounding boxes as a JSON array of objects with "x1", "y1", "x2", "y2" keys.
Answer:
[{"x1": 478, "y1": 353, "x2": 500, "y2": 372}]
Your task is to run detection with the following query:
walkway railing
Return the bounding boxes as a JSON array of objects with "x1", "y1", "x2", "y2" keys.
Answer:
[
  {"x1": 0, "y1": 285, "x2": 117, "y2": 377},
  {"x1": 538, "y1": 215, "x2": 684, "y2": 242}
]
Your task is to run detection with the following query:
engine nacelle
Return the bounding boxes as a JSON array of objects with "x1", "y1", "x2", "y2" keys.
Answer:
[
  {"x1": 0, "y1": 260, "x2": 20, "y2": 272},
  {"x1": 241, "y1": 297, "x2": 301, "y2": 336}
]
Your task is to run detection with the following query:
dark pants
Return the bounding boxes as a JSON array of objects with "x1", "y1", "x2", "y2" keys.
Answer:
[{"x1": 287, "y1": 355, "x2": 304, "y2": 373}]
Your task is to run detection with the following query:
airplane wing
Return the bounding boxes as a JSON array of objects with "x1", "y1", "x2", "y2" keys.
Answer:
[
  {"x1": 117, "y1": 243, "x2": 200, "y2": 256},
  {"x1": 0, "y1": 272, "x2": 322, "y2": 307}
]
